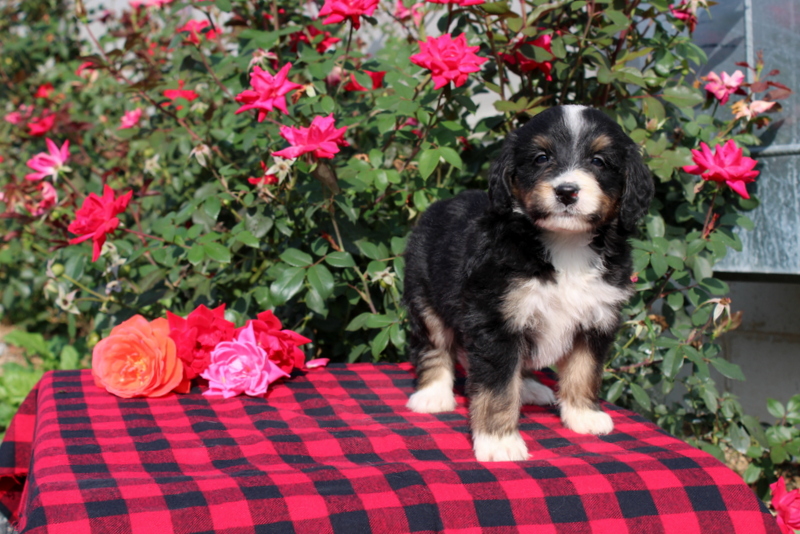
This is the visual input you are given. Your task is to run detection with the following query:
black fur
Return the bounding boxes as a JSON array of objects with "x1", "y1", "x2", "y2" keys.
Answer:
[{"x1": 403, "y1": 105, "x2": 654, "y2": 461}]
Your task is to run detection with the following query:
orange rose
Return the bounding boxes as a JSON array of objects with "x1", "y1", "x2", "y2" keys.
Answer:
[{"x1": 92, "y1": 315, "x2": 183, "y2": 398}]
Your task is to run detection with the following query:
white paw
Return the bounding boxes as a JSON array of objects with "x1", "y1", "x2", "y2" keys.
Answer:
[
  {"x1": 406, "y1": 385, "x2": 457, "y2": 414},
  {"x1": 560, "y1": 405, "x2": 614, "y2": 435},
  {"x1": 473, "y1": 432, "x2": 530, "y2": 462},
  {"x1": 520, "y1": 379, "x2": 557, "y2": 406}
]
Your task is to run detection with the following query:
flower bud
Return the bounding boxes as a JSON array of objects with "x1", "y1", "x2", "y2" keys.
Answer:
[{"x1": 87, "y1": 331, "x2": 100, "y2": 348}]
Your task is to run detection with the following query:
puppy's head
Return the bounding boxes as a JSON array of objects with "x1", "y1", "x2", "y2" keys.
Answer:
[{"x1": 488, "y1": 105, "x2": 653, "y2": 234}]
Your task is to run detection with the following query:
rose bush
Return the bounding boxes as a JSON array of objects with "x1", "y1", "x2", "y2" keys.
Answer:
[{"x1": 0, "y1": 0, "x2": 796, "y2": 501}]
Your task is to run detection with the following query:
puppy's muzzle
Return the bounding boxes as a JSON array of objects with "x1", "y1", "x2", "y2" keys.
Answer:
[{"x1": 554, "y1": 183, "x2": 580, "y2": 206}]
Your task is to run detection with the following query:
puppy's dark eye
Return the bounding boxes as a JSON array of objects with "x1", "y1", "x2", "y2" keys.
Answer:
[
  {"x1": 535, "y1": 154, "x2": 549, "y2": 164},
  {"x1": 591, "y1": 156, "x2": 605, "y2": 168}
]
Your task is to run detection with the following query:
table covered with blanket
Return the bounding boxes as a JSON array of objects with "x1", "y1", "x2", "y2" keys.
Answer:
[{"x1": 0, "y1": 363, "x2": 779, "y2": 533}]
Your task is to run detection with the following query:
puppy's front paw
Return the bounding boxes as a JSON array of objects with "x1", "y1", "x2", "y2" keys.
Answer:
[
  {"x1": 406, "y1": 386, "x2": 457, "y2": 414},
  {"x1": 560, "y1": 405, "x2": 614, "y2": 435},
  {"x1": 473, "y1": 432, "x2": 529, "y2": 462},
  {"x1": 520, "y1": 379, "x2": 557, "y2": 406}
]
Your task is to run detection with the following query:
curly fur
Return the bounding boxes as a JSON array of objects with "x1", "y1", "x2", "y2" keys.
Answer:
[{"x1": 403, "y1": 105, "x2": 653, "y2": 462}]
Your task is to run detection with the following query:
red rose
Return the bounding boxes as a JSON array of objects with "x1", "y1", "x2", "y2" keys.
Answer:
[
  {"x1": 167, "y1": 304, "x2": 236, "y2": 382},
  {"x1": 68, "y1": 185, "x2": 132, "y2": 262},
  {"x1": 237, "y1": 310, "x2": 311, "y2": 374}
]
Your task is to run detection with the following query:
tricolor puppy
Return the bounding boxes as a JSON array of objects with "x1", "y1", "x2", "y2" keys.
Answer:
[{"x1": 403, "y1": 105, "x2": 653, "y2": 462}]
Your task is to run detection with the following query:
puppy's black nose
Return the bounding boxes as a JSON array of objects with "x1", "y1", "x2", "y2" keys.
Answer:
[{"x1": 554, "y1": 183, "x2": 580, "y2": 205}]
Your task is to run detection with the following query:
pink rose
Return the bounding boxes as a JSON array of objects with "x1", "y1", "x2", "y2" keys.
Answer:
[
  {"x1": 410, "y1": 33, "x2": 487, "y2": 90},
  {"x1": 272, "y1": 114, "x2": 348, "y2": 160},
  {"x1": 682, "y1": 139, "x2": 759, "y2": 199},
  {"x1": 119, "y1": 108, "x2": 143, "y2": 130},
  {"x1": 704, "y1": 70, "x2": 745, "y2": 105},
  {"x1": 234, "y1": 63, "x2": 303, "y2": 120},
  {"x1": 771, "y1": 477, "x2": 800, "y2": 534},
  {"x1": 201, "y1": 324, "x2": 289, "y2": 398},
  {"x1": 318, "y1": 0, "x2": 379, "y2": 30},
  {"x1": 25, "y1": 138, "x2": 70, "y2": 182}
]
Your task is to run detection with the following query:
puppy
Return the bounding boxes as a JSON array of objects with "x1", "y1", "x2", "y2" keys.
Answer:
[{"x1": 403, "y1": 105, "x2": 653, "y2": 462}]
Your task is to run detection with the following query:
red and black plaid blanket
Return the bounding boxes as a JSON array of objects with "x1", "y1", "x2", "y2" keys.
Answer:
[{"x1": 0, "y1": 364, "x2": 779, "y2": 533}]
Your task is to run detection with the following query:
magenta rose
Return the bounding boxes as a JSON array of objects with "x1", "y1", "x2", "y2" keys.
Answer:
[{"x1": 200, "y1": 323, "x2": 289, "y2": 398}]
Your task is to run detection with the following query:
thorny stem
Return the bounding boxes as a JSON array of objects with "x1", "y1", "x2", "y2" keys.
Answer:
[
  {"x1": 196, "y1": 45, "x2": 234, "y2": 100},
  {"x1": 484, "y1": 15, "x2": 507, "y2": 101},
  {"x1": 62, "y1": 273, "x2": 108, "y2": 301},
  {"x1": 645, "y1": 267, "x2": 675, "y2": 310},
  {"x1": 701, "y1": 185, "x2": 721, "y2": 238}
]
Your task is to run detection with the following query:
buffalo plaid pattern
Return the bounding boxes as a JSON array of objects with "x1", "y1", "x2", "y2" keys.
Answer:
[{"x1": 0, "y1": 364, "x2": 779, "y2": 534}]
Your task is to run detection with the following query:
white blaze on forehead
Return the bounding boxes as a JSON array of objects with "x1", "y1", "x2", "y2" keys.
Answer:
[{"x1": 562, "y1": 105, "x2": 588, "y2": 142}]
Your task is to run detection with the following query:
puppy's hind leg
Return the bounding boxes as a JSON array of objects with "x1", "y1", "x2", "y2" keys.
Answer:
[
  {"x1": 406, "y1": 306, "x2": 457, "y2": 414},
  {"x1": 520, "y1": 371, "x2": 557, "y2": 406}
]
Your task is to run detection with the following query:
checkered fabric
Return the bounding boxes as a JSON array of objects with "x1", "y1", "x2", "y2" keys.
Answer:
[{"x1": 0, "y1": 364, "x2": 779, "y2": 534}]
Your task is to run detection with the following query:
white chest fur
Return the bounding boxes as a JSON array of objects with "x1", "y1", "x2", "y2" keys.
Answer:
[{"x1": 501, "y1": 233, "x2": 631, "y2": 369}]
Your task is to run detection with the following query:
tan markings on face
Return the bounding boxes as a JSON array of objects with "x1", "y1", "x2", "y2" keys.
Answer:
[
  {"x1": 590, "y1": 134, "x2": 613, "y2": 153},
  {"x1": 556, "y1": 336, "x2": 599, "y2": 411},
  {"x1": 531, "y1": 135, "x2": 553, "y2": 152},
  {"x1": 469, "y1": 373, "x2": 522, "y2": 436}
]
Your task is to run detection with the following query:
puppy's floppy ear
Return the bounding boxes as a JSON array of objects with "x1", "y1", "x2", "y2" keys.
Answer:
[
  {"x1": 488, "y1": 131, "x2": 517, "y2": 213},
  {"x1": 618, "y1": 144, "x2": 654, "y2": 232}
]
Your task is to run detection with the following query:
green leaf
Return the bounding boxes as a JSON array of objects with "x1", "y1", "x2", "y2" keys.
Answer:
[
  {"x1": 371, "y1": 328, "x2": 391, "y2": 358},
  {"x1": 646, "y1": 215, "x2": 665, "y2": 238},
  {"x1": 630, "y1": 383, "x2": 651, "y2": 410},
  {"x1": 701, "y1": 386, "x2": 718, "y2": 413},
  {"x1": 365, "y1": 314, "x2": 395, "y2": 329},
  {"x1": 280, "y1": 248, "x2": 313, "y2": 267},
  {"x1": 346, "y1": 312, "x2": 371, "y2": 331},
  {"x1": 667, "y1": 292, "x2": 684, "y2": 311},
  {"x1": 418, "y1": 149, "x2": 440, "y2": 180},
  {"x1": 662, "y1": 86, "x2": 705, "y2": 108},
  {"x1": 709, "y1": 358, "x2": 745, "y2": 381},
  {"x1": 389, "y1": 323, "x2": 406, "y2": 348},
  {"x1": 481, "y1": 1, "x2": 511, "y2": 14},
  {"x1": 270, "y1": 267, "x2": 305, "y2": 303},
  {"x1": 188, "y1": 244, "x2": 205, "y2": 265},
  {"x1": 699, "y1": 277, "x2": 729, "y2": 296},
  {"x1": 235, "y1": 230, "x2": 260, "y2": 248},
  {"x1": 245, "y1": 211, "x2": 273, "y2": 238},
  {"x1": 662, "y1": 347, "x2": 683, "y2": 379},
  {"x1": 59, "y1": 345, "x2": 80, "y2": 370},
  {"x1": 727, "y1": 424, "x2": 751, "y2": 454},
  {"x1": 307, "y1": 264, "x2": 335, "y2": 299},
  {"x1": 356, "y1": 241, "x2": 383, "y2": 260},
  {"x1": 203, "y1": 242, "x2": 231, "y2": 263},
  {"x1": 771, "y1": 444, "x2": 789, "y2": 465},
  {"x1": 605, "y1": 380, "x2": 624, "y2": 403},
  {"x1": 650, "y1": 253, "x2": 669, "y2": 278},
  {"x1": 326, "y1": 251, "x2": 356, "y2": 268},
  {"x1": 691, "y1": 256, "x2": 713, "y2": 282},
  {"x1": 742, "y1": 464, "x2": 763, "y2": 484},
  {"x1": 390, "y1": 236, "x2": 407, "y2": 255},
  {"x1": 439, "y1": 147, "x2": 463, "y2": 169},
  {"x1": 204, "y1": 196, "x2": 221, "y2": 221},
  {"x1": 3, "y1": 330, "x2": 52, "y2": 359},
  {"x1": 767, "y1": 398, "x2": 786, "y2": 419},
  {"x1": 305, "y1": 287, "x2": 327, "y2": 316},
  {"x1": 742, "y1": 415, "x2": 769, "y2": 448}
]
